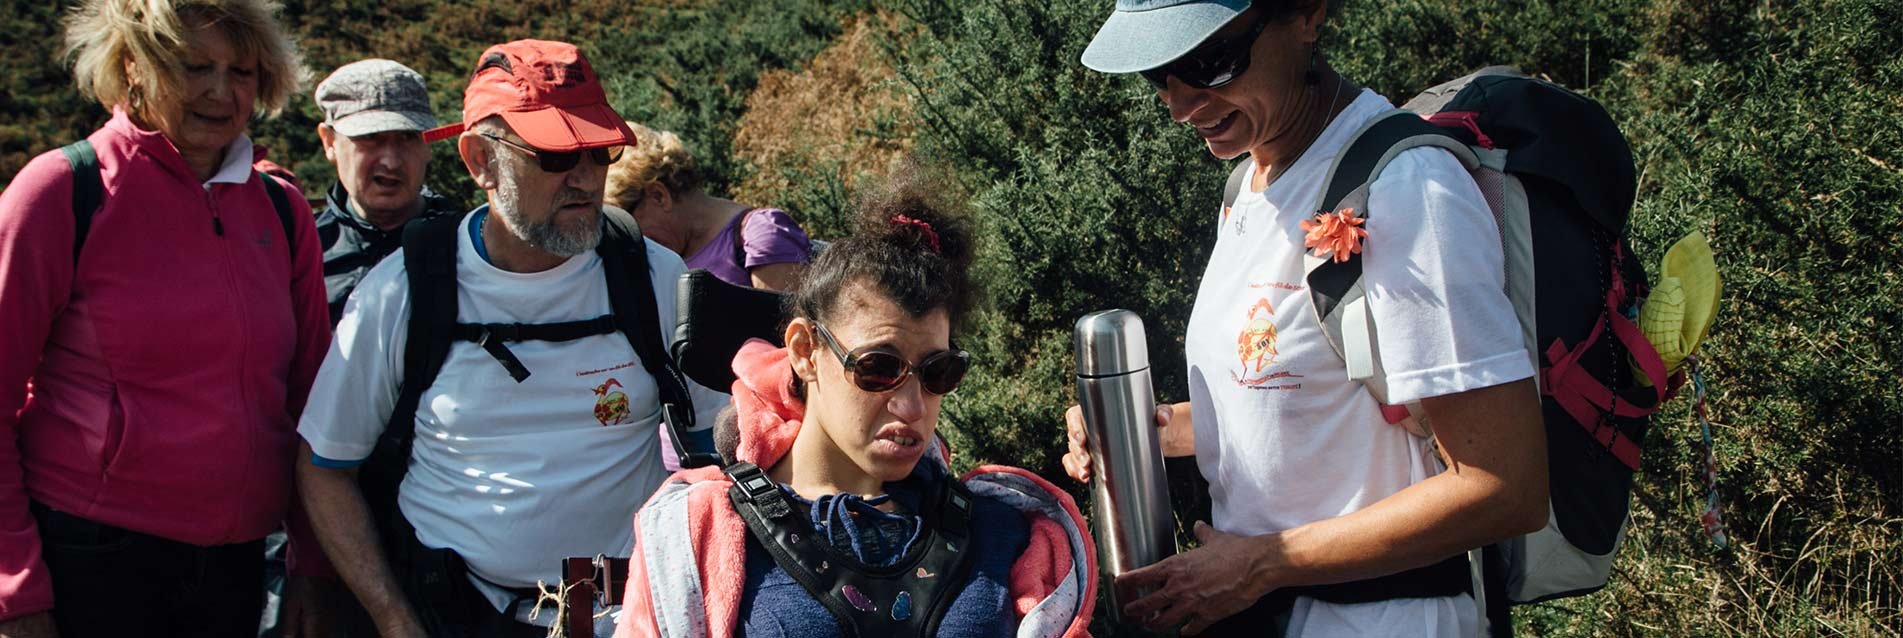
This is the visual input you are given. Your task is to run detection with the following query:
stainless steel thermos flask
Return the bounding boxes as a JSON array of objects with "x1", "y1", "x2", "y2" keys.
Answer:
[{"x1": 1074, "y1": 309, "x2": 1175, "y2": 629}]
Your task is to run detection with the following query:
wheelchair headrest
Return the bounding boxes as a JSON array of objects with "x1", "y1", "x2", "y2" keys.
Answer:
[{"x1": 671, "y1": 270, "x2": 790, "y2": 391}]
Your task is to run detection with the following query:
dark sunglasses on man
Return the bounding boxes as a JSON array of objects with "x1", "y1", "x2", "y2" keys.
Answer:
[
  {"x1": 480, "y1": 132, "x2": 624, "y2": 173},
  {"x1": 1140, "y1": 11, "x2": 1272, "y2": 90},
  {"x1": 815, "y1": 324, "x2": 971, "y2": 395}
]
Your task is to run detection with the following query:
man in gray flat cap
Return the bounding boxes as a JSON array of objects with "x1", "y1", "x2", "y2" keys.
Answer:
[
  {"x1": 264, "y1": 65, "x2": 460, "y2": 633},
  {"x1": 313, "y1": 58, "x2": 461, "y2": 324}
]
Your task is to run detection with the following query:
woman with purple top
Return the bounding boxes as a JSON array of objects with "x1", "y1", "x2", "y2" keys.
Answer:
[{"x1": 607, "y1": 123, "x2": 814, "y2": 291}]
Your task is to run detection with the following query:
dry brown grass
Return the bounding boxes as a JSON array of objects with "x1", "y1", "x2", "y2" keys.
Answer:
[
  {"x1": 728, "y1": 13, "x2": 916, "y2": 210},
  {"x1": 1523, "y1": 461, "x2": 1903, "y2": 637}
]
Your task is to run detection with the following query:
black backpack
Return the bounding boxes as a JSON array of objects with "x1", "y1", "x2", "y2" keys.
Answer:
[
  {"x1": 61, "y1": 140, "x2": 294, "y2": 263},
  {"x1": 1217, "y1": 67, "x2": 1671, "y2": 625}
]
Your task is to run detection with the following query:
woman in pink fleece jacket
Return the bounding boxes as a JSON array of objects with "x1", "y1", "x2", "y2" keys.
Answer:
[
  {"x1": 619, "y1": 174, "x2": 1096, "y2": 638},
  {"x1": 0, "y1": 1, "x2": 329, "y2": 636}
]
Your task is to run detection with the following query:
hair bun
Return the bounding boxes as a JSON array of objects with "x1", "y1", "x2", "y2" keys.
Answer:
[
  {"x1": 854, "y1": 171, "x2": 973, "y2": 274},
  {"x1": 889, "y1": 214, "x2": 941, "y2": 254},
  {"x1": 790, "y1": 161, "x2": 980, "y2": 330}
]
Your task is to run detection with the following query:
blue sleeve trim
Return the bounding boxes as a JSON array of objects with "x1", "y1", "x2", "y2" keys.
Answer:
[{"x1": 310, "y1": 452, "x2": 367, "y2": 469}]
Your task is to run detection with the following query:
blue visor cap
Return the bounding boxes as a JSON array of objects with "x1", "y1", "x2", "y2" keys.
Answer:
[{"x1": 1080, "y1": 0, "x2": 1254, "y2": 74}]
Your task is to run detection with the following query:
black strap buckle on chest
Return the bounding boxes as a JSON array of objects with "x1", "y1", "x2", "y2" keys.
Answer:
[
  {"x1": 451, "y1": 315, "x2": 619, "y2": 382},
  {"x1": 724, "y1": 462, "x2": 976, "y2": 638}
]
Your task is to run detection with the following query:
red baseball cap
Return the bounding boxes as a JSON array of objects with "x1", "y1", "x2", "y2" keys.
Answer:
[{"x1": 460, "y1": 40, "x2": 636, "y2": 152}]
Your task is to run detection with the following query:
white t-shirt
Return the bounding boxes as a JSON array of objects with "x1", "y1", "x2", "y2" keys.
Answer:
[
  {"x1": 298, "y1": 209, "x2": 729, "y2": 621},
  {"x1": 1184, "y1": 90, "x2": 1534, "y2": 637}
]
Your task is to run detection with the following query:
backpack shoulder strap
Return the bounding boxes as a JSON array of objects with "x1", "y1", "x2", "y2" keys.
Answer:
[
  {"x1": 391, "y1": 214, "x2": 464, "y2": 434},
  {"x1": 1220, "y1": 155, "x2": 1251, "y2": 213},
  {"x1": 256, "y1": 170, "x2": 297, "y2": 258},
  {"x1": 358, "y1": 213, "x2": 464, "y2": 539},
  {"x1": 1316, "y1": 110, "x2": 1479, "y2": 219},
  {"x1": 598, "y1": 207, "x2": 715, "y2": 469},
  {"x1": 60, "y1": 140, "x2": 103, "y2": 265},
  {"x1": 1307, "y1": 111, "x2": 1479, "y2": 402}
]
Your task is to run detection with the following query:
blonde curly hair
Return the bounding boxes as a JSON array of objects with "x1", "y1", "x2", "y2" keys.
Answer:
[
  {"x1": 64, "y1": 0, "x2": 306, "y2": 126},
  {"x1": 606, "y1": 122, "x2": 706, "y2": 211}
]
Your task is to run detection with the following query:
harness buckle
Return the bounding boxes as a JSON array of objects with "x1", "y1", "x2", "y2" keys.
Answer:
[
  {"x1": 474, "y1": 326, "x2": 534, "y2": 382},
  {"x1": 726, "y1": 463, "x2": 794, "y2": 519}
]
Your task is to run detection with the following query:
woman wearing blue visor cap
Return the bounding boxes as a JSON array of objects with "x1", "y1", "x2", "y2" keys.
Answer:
[{"x1": 1062, "y1": 1, "x2": 1548, "y2": 635}]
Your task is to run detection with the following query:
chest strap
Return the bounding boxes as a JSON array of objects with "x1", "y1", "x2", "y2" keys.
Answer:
[
  {"x1": 451, "y1": 315, "x2": 619, "y2": 382},
  {"x1": 725, "y1": 462, "x2": 976, "y2": 637}
]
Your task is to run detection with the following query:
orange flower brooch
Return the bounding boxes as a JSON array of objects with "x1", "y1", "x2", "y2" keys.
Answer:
[{"x1": 1300, "y1": 207, "x2": 1367, "y2": 263}]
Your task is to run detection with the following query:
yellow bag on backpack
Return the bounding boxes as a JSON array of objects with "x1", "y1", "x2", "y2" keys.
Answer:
[{"x1": 1637, "y1": 231, "x2": 1720, "y2": 385}]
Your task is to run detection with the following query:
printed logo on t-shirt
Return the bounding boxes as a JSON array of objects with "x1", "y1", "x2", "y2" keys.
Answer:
[
  {"x1": 1231, "y1": 296, "x2": 1306, "y2": 390},
  {"x1": 592, "y1": 378, "x2": 631, "y2": 426}
]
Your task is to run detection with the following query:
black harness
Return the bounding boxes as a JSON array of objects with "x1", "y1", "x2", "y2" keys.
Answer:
[{"x1": 724, "y1": 462, "x2": 977, "y2": 637}]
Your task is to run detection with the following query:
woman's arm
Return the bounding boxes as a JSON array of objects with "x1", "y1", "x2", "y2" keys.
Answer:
[
  {"x1": 0, "y1": 153, "x2": 78, "y2": 628},
  {"x1": 748, "y1": 262, "x2": 801, "y2": 291},
  {"x1": 1118, "y1": 378, "x2": 1546, "y2": 633}
]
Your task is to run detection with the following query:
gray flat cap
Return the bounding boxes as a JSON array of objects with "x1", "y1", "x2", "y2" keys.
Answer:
[
  {"x1": 1081, "y1": 0, "x2": 1252, "y2": 74},
  {"x1": 315, "y1": 59, "x2": 437, "y2": 137}
]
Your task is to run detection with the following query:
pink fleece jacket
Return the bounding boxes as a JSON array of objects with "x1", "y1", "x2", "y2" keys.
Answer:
[
  {"x1": 617, "y1": 340, "x2": 1097, "y2": 638},
  {"x1": 0, "y1": 110, "x2": 332, "y2": 621}
]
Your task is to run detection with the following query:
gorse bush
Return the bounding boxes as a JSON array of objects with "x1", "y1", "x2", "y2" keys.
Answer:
[{"x1": 727, "y1": 14, "x2": 916, "y2": 223}]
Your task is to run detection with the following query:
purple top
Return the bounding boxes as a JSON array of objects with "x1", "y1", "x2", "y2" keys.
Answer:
[{"x1": 684, "y1": 207, "x2": 812, "y2": 287}]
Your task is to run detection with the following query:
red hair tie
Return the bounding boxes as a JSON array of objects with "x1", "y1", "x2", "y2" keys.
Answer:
[{"x1": 891, "y1": 214, "x2": 941, "y2": 254}]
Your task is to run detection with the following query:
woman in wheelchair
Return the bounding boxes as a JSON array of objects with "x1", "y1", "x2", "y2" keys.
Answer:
[{"x1": 617, "y1": 176, "x2": 1097, "y2": 638}]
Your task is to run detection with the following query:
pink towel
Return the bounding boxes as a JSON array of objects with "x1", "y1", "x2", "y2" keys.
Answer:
[{"x1": 729, "y1": 339, "x2": 805, "y2": 468}]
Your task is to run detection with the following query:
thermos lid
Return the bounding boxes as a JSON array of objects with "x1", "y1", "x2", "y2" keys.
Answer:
[{"x1": 1074, "y1": 309, "x2": 1149, "y2": 377}]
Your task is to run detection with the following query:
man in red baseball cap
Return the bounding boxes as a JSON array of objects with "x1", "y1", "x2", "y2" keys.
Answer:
[
  {"x1": 296, "y1": 40, "x2": 727, "y2": 637},
  {"x1": 454, "y1": 38, "x2": 641, "y2": 267}
]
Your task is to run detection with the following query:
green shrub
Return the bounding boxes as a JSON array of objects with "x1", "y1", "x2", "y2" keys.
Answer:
[{"x1": 844, "y1": 0, "x2": 1903, "y2": 634}]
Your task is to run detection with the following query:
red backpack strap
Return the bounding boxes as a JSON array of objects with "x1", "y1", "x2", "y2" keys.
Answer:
[{"x1": 1539, "y1": 250, "x2": 1671, "y2": 471}]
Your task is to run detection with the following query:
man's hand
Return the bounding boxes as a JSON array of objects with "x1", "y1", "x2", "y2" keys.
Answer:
[
  {"x1": 0, "y1": 611, "x2": 58, "y2": 638},
  {"x1": 373, "y1": 617, "x2": 428, "y2": 638},
  {"x1": 1117, "y1": 522, "x2": 1281, "y2": 635},
  {"x1": 278, "y1": 575, "x2": 343, "y2": 638},
  {"x1": 295, "y1": 442, "x2": 424, "y2": 637}
]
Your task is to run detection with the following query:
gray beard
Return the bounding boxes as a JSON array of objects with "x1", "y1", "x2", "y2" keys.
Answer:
[{"x1": 493, "y1": 177, "x2": 602, "y2": 258}]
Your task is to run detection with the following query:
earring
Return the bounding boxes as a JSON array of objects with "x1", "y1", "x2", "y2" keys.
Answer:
[{"x1": 1305, "y1": 45, "x2": 1321, "y2": 85}]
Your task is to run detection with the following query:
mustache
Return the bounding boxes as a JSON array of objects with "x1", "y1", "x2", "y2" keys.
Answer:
[{"x1": 553, "y1": 188, "x2": 599, "y2": 207}]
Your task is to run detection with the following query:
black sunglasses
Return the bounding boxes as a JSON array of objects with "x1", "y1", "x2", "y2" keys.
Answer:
[
  {"x1": 1139, "y1": 12, "x2": 1272, "y2": 90},
  {"x1": 480, "y1": 132, "x2": 623, "y2": 173},
  {"x1": 814, "y1": 324, "x2": 970, "y2": 395}
]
